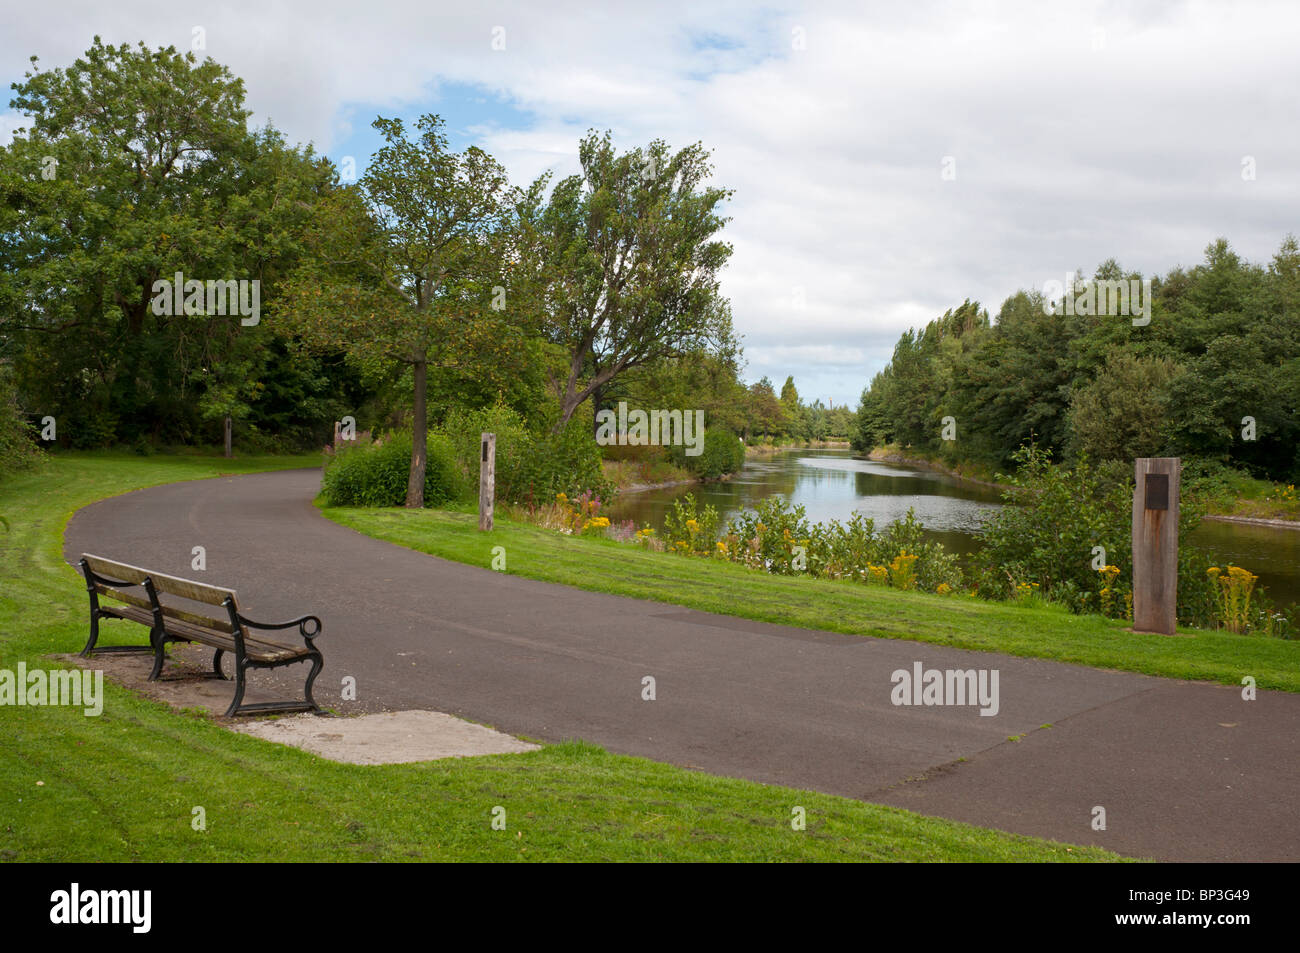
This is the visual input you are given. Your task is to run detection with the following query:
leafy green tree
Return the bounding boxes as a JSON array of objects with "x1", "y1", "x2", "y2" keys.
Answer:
[
  {"x1": 746, "y1": 376, "x2": 783, "y2": 440},
  {"x1": 852, "y1": 371, "x2": 893, "y2": 450},
  {"x1": 852, "y1": 300, "x2": 988, "y2": 456},
  {"x1": 0, "y1": 365, "x2": 39, "y2": 477},
  {"x1": 278, "y1": 115, "x2": 513, "y2": 506},
  {"x1": 1067, "y1": 349, "x2": 1184, "y2": 462},
  {"x1": 610, "y1": 349, "x2": 748, "y2": 439},
  {"x1": 778, "y1": 375, "x2": 804, "y2": 439},
  {"x1": 1, "y1": 38, "x2": 337, "y2": 448},
  {"x1": 534, "y1": 131, "x2": 736, "y2": 430},
  {"x1": 856, "y1": 236, "x2": 1300, "y2": 479}
]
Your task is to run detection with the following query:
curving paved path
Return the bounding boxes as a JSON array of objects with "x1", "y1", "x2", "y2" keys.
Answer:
[{"x1": 64, "y1": 468, "x2": 1300, "y2": 862}]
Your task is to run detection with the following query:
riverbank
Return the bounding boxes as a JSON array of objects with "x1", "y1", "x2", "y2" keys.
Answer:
[
  {"x1": 601, "y1": 457, "x2": 696, "y2": 493},
  {"x1": 865, "y1": 446, "x2": 1008, "y2": 490},
  {"x1": 746, "y1": 439, "x2": 850, "y2": 456},
  {"x1": 864, "y1": 447, "x2": 1300, "y2": 528},
  {"x1": 1198, "y1": 491, "x2": 1300, "y2": 524},
  {"x1": 618, "y1": 476, "x2": 700, "y2": 494},
  {"x1": 1204, "y1": 514, "x2": 1300, "y2": 530}
]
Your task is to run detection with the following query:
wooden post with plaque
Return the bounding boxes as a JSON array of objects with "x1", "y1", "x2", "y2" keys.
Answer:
[
  {"x1": 1132, "y1": 458, "x2": 1179, "y2": 634},
  {"x1": 478, "y1": 432, "x2": 495, "y2": 532}
]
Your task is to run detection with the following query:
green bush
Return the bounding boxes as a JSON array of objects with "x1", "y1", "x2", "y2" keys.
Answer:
[
  {"x1": 62, "y1": 405, "x2": 118, "y2": 449},
  {"x1": 974, "y1": 445, "x2": 1131, "y2": 606},
  {"x1": 442, "y1": 404, "x2": 532, "y2": 498},
  {"x1": 724, "y1": 496, "x2": 812, "y2": 573},
  {"x1": 662, "y1": 493, "x2": 722, "y2": 555},
  {"x1": 669, "y1": 426, "x2": 745, "y2": 479},
  {"x1": 320, "y1": 431, "x2": 461, "y2": 507},
  {"x1": 975, "y1": 443, "x2": 1229, "y2": 625},
  {"x1": 0, "y1": 370, "x2": 40, "y2": 479},
  {"x1": 868, "y1": 508, "x2": 964, "y2": 592},
  {"x1": 514, "y1": 416, "x2": 611, "y2": 503},
  {"x1": 443, "y1": 404, "x2": 611, "y2": 504}
]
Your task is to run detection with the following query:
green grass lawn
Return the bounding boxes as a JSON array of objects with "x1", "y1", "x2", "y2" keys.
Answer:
[
  {"x1": 323, "y1": 503, "x2": 1300, "y2": 693},
  {"x1": 0, "y1": 453, "x2": 1122, "y2": 861}
]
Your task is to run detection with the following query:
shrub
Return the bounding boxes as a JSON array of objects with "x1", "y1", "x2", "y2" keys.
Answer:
[
  {"x1": 871, "y1": 508, "x2": 963, "y2": 592},
  {"x1": 0, "y1": 370, "x2": 40, "y2": 479},
  {"x1": 722, "y1": 496, "x2": 811, "y2": 573},
  {"x1": 812, "y1": 511, "x2": 878, "y2": 580},
  {"x1": 1177, "y1": 545, "x2": 1219, "y2": 629},
  {"x1": 319, "y1": 431, "x2": 461, "y2": 507},
  {"x1": 976, "y1": 443, "x2": 1254, "y2": 627},
  {"x1": 668, "y1": 494, "x2": 962, "y2": 592},
  {"x1": 975, "y1": 445, "x2": 1131, "y2": 605},
  {"x1": 442, "y1": 404, "x2": 531, "y2": 496},
  {"x1": 515, "y1": 418, "x2": 612, "y2": 503},
  {"x1": 442, "y1": 404, "x2": 611, "y2": 504},
  {"x1": 669, "y1": 426, "x2": 745, "y2": 479},
  {"x1": 663, "y1": 493, "x2": 722, "y2": 556}
]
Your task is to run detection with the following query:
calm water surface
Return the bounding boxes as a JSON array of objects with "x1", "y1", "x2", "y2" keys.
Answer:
[{"x1": 607, "y1": 448, "x2": 1300, "y2": 607}]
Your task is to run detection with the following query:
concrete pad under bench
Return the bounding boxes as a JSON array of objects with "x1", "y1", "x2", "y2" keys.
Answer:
[{"x1": 232, "y1": 709, "x2": 540, "y2": 764}]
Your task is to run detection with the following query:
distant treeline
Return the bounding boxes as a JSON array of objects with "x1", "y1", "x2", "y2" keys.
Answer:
[{"x1": 853, "y1": 238, "x2": 1300, "y2": 481}]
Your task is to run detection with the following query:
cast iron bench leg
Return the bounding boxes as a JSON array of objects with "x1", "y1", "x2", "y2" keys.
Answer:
[
  {"x1": 225, "y1": 659, "x2": 249, "y2": 717},
  {"x1": 147, "y1": 626, "x2": 167, "y2": 681},
  {"x1": 304, "y1": 653, "x2": 323, "y2": 711},
  {"x1": 81, "y1": 610, "x2": 100, "y2": 657}
]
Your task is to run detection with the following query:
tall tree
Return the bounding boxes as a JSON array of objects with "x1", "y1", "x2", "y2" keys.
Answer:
[
  {"x1": 747, "y1": 376, "x2": 782, "y2": 439},
  {"x1": 279, "y1": 115, "x2": 512, "y2": 506},
  {"x1": 535, "y1": 131, "x2": 736, "y2": 431},
  {"x1": 0, "y1": 38, "x2": 336, "y2": 447},
  {"x1": 1067, "y1": 349, "x2": 1184, "y2": 461}
]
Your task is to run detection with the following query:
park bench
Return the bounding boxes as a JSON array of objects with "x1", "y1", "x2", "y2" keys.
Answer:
[{"x1": 77, "y1": 554, "x2": 324, "y2": 717}]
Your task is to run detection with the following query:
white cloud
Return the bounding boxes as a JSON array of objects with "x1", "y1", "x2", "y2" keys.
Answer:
[
  {"x1": 0, "y1": 112, "x2": 29, "y2": 146},
  {"x1": 5, "y1": 0, "x2": 1299, "y2": 404}
]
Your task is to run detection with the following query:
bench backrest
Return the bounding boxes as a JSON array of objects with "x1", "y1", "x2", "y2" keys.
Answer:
[{"x1": 82, "y1": 553, "x2": 240, "y2": 633}]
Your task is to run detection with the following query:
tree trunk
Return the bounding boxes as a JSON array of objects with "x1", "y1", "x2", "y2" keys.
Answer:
[
  {"x1": 591, "y1": 384, "x2": 604, "y2": 438},
  {"x1": 552, "y1": 359, "x2": 627, "y2": 434},
  {"x1": 405, "y1": 358, "x2": 428, "y2": 508}
]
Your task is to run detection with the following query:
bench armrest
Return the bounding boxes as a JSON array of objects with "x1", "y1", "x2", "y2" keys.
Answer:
[{"x1": 237, "y1": 613, "x2": 323, "y2": 644}]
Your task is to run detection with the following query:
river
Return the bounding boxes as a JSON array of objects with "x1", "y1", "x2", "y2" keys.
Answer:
[{"x1": 606, "y1": 448, "x2": 1300, "y2": 608}]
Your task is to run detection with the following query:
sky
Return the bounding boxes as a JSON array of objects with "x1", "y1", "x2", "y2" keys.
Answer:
[{"x1": 4, "y1": 0, "x2": 1298, "y2": 407}]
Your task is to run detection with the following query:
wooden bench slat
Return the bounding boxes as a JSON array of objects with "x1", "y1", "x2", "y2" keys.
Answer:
[
  {"x1": 100, "y1": 603, "x2": 155, "y2": 626},
  {"x1": 93, "y1": 583, "x2": 237, "y2": 633},
  {"x1": 97, "y1": 605, "x2": 305, "y2": 662},
  {"x1": 84, "y1": 553, "x2": 238, "y2": 607},
  {"x1": 161, "y1": 617, "x2": 308, "y2": 662},
  {"x1": 95, "y1": 587, "x2": 303, "y2": 661},
  {"x1": 95, "y1": 584, "x2": 154, "y2": 613}
]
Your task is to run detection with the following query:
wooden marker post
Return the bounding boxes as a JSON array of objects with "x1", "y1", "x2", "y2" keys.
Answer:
[
  {"x1": 1132, "y1": 457, "x2": 1179, "y2": 634},
  {"x1": 479, "y1": 432, "x2": 495, "y2": 531},
  {"x1": 224, "y1": 415, "x2": 232, "y2": 459}
]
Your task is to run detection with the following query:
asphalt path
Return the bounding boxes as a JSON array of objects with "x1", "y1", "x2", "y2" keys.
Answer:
[{"x1": 63, "y1": 468, "x2": 1300, "y2": 861}]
